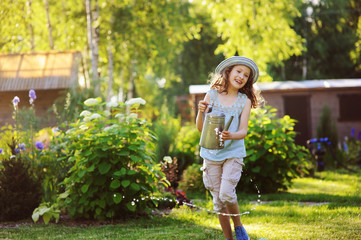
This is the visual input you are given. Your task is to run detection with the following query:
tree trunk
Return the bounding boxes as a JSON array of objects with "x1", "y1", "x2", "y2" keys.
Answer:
[
  {"x1": 26, "y1": 0, "x2": 35, "y2": 51},
  {"x1": 127, "y1": 60, "x2": 136, "y2": 101},
  {"x1": 106, "y1": 45, "x2": 113, "y2": 102},
  {"x1": 44, "y1": 0, "x2": 54, "y2": 50},
  {"x1": 85, "y1": 0, "x2": 99, "y2": 95}
]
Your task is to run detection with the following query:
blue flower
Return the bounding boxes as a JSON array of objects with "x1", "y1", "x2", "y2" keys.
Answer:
[
  {"x1": 35, "y1": 141, "x2": 44, "y2": 151},
  {"x1": 0, "y1": 148, "x2": 3, "y2": 154},
  {"x1": 29, "y1": 89, "x2": 37, "y2": 104},
  {"x1": 18, "y1": 143, "x2": 26, "y2": 151},
  {"x1": 12, "y1": 96, "x2": 20, "y2": 108}
]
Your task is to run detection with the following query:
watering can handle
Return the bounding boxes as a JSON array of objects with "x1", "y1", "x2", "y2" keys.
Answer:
[{"x1": 224, "y1": 116, "x2": 234, "y2": 131}]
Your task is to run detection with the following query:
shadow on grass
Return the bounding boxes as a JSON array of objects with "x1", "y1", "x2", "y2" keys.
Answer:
[{"x1": 0, "y1": 213, "x2": 225, "y2": 240}]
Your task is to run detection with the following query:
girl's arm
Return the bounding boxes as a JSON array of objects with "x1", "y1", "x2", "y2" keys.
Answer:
[
  {"x1": 221, "y1": 98, "x2": 251, "y2": 140},
  {"x1": 196, "y1": 93, "x2": 211, "y2": 132}
]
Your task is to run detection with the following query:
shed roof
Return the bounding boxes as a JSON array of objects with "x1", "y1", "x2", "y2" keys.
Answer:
[
  {"x1": 189, "y1": 79, "x2": 361, "y2": 94},
  {"x1": 0, "y1": 51, "x2": 82, "y2": 91}
]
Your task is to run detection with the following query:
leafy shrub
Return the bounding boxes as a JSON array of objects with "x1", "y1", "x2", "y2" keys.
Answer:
[
  {"x1": 242, "y1": 106, "x2": 312, "y2": 193},
  {"x1": 173, "y1": 123, "x2": 201, "y2": 174},
  {"x1": 57, "y1": 98, "x2": 166, "y2": 220},
  {"x1": 178, "y1": 163, "x2": 205, "y2": 193},
  {"x1": 0, "y1": 140, "x2": 42, "y2": 222},
  {"x1": 152, "y1": 106, "x2": 181, "y2": 162},
  {"x1": 316, "y1": 105, "x2": 339, "y2": 149}
]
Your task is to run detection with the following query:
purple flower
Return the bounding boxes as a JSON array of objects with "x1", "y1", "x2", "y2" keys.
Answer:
[
  {"x1": 12, "y1": 96, "x2": 20, "y2": 108},
  {"x1": 52, "y1": 127, "x2": 59, "y2": 133},
  {"x1": 35, "y1": 141, "x2": 44, "y2": 151},
  {"x1": 351, "y1": 127, "x2": 355, "y2": 137},
  {"x1": 18, "y1": 143, "x2": 26, "y2": 151},
  {"x1": 0, "y1": 148, "x2": 3, "y2": 154},
  {"x1": 29, "y1": 89, "x2": 36, "y2": 104},
  {"x1": 15, "y1": 148, "x2": 20, "y2": 154}
]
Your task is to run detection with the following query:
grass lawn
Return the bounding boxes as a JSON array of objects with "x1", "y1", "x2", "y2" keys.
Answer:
[{"x1": 0, "y1": 170, "x2": 360, "y2": 240}]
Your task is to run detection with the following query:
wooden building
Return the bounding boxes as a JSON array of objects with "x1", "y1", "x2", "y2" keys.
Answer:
[
  {"x1": 0, "y1": 51, "x2": 82, "y2": 127},
  {"x1": 189, "y1": 79, "x2": 361, "y2": 146}
]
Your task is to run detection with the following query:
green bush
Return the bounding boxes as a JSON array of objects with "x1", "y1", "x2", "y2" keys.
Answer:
[
  {"x1": 242, "y1": 106, "x2": 312, "y2": 193},
  {"x1": 152, "y1": 106, "x2": 181, "y2": 162},
  {"x1": 178, "y1": 163, "x2": 205, "y2": 193},
  {"x1": 316, "y1": 105, "x2": 339, "y2": 149},
  {"x1": 0, "y1": 139, "x2": 42, "y2": 222},
  {"x1": 57, "y1": 98, "x2": 166, "y2": 220},
  {"x1": 173, "y1": 123, "x2": 201, "y2": 175}
]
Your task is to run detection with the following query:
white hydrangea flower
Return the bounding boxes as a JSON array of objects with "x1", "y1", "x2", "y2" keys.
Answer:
[
  {"x1": 84, "y1": 98, "x2": 101, "y2": 107},
  {"x1": 79, "y1": 124, "x2": 89, "y2": 130},
  {"x1": 66, "y1": 128, "x2": 76, "y2": 135},
  {"x1": 80, "y1": 110, "x2": 92, "y2": 117},
  {"x1": 128, "y1": 113, "x2": 138, "y2": 119},
  {"x1": 103, "y1": 110, "x2": 111, "y2": 117},
  {"x1": 163, "y1": 156, "x2": 172, "y2": 163},
  {"x1": 89, "y1": 113, "x2": 102, "y2": 120},
  {"x1": 115, "y1": 113, "x2": 124, "y2": 118},
  {"x1": 125, "y1": 97, "x2": 146, "y2": 106},
  {"x1": 104, "y1": 124, "x2": 119, "y2": 132},
  {"x1": 106, "y1": 101, "x2": 118, "y2": 108}
]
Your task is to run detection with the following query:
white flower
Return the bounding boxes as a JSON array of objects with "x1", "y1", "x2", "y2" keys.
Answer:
[
  {"x1": 84, "y1": 98, "x2": 101, "y2": 107},
  {"x1": 103, "y1": 110, "x2": 111, "y2": 117},
  {"x1": 106, "y1": 101, "x2": 118, "y2": 108},
  {"x1": 128, "y1": 113, "x2": 138, "y2": 119},
  {"x1": 80, "y1": 110, "x2": 92, "y2": 117},
  {"x1": 104, "y1": 124, "x2": 119, "y2": 132},
  {"x1": 115, "y1": 113, "x2": 124, "y2": 118},
  {"x1": 125, "y1": 97, "x2": 146, "y2": 106},
  {"x1": 163, "y1": 156, "x2": 172, "y2": 163},
  {"x1": 79, "y1": 124, "x2": 89, "y2": 130},
  {"x1": 89, "y1": 113, "x2": 102, "y2": 120},
  {"x1": 66, "y1": 128, "x2": 76, "y2": 135}
]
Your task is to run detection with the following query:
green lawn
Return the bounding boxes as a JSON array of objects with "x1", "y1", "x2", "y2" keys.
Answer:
[{"x1": 1, "y1": 170, "x2": 360, "y2": 240}]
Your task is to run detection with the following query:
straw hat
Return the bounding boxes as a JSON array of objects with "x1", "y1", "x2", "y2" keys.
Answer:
[{"x1": 215, "y1": 56, "x2": 259, "y2": 83}]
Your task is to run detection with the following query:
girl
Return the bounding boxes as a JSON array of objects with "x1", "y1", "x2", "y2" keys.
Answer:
[{"x1": 196, "y1": 56, "x2": 261, "y2": 240}]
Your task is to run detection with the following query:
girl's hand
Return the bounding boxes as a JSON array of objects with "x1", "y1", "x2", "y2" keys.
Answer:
[
  {"x1": 198, "y1": 100, "x2": 210, "y2": 113},
  {"x1": 221, "y1": 131, "x2": 233, "y2": 140}
]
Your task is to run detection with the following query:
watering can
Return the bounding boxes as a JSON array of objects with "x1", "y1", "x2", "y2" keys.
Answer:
[{"x1": 199, "y1": 107, "x2": 234, "y2": 149}]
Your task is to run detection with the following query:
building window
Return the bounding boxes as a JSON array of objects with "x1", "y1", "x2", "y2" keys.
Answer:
[{"x1": 338, "y1": 94, "x2": 361, "y2": 121}]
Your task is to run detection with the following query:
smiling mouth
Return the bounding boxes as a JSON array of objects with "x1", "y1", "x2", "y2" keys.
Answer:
[{"x1": 235, "y1": 79, "x2": 243, "y2": 85}]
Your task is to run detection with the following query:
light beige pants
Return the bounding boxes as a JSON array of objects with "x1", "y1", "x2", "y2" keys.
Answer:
[{"x1": 201, "y1": 158, "x2": 244, "y2": 212}]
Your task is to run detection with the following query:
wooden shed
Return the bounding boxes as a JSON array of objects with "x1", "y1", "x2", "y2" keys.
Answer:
[
  {"x1": 0, "y1": 51, "x2": 82, "y2": 127},
  {"x1": 189, "y1": 79, "x2": 361, "y2": 146}
]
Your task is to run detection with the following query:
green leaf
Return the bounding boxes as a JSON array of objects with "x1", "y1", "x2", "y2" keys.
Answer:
[
  {"x1": 127, "y1": 170, "x2": 137, "y2": 175},
  {"x1": 121, "y1": 180, "x2": 131, "y2": 188},
  {"x1": 98, "y1": 162, "x2": 111, "y2": 175},
  {"x1": 87, "y1": 164, "x2": 95, "y2": 172},
  {"x1": 32, "y1": 211, "x2": 40, "y2": 223},
  {"x1": 43, "y1": 212, "x2": 52, "y2": 224},
  {"x1": 130, "y1": 155, "x2": 141, "y2": 162},
  {"x1": 126, "y1": 202, "x2": 136, "y2": 212},
  {"x1": 114, "y1": 168, "x2": 126, "y2": 176},
  {"x1": 251, "y1": 166, "x2": 261, "y2": 173},
  {"x1": 130, "y1": 183, "x2": 140, "y2": 191},
  {"x1": 81, "y1": 184, "x2": 89, "y2": 193},
  {"x1": 110, "y1": 179, "x2": 121, "y2": 189},
  {"x1": 113, "y1": 193, "x2": 123, "y2": 204},
  {"x1": 78, "y1": 169, "x2": 87, "y2": 178}
]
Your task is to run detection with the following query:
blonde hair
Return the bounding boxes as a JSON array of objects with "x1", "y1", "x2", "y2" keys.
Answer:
[{"x1": 209, "y1": 65, "x2": 263, "y2": 108}]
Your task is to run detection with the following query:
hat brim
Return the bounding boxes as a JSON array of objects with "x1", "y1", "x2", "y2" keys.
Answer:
[{"x1": 215, "y1": 56, "x2": 259, "y2": 83}]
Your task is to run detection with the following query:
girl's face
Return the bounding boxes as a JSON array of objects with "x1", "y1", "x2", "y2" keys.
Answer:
[{"x1": 228, "y1": 65, "x2": 251, "y2": 91}]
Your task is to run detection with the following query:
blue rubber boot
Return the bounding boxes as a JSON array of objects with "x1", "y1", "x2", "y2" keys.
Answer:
[{"x1": 235, "y1": 226, "x2": 249, "y2": 240}]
